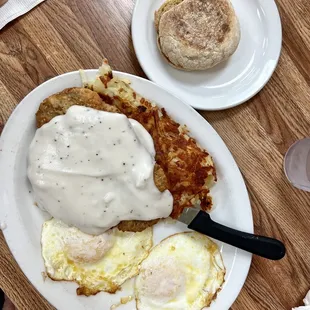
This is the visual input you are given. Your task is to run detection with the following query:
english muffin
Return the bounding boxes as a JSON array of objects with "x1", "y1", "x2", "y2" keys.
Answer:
[{"x1": 155, "y1": 0, "x2": 240, "y2": 71}]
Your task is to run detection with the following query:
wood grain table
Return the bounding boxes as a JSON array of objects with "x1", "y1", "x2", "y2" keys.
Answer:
[{"x1": 0, "y1": 0, "x2": 309, "y2": 309}]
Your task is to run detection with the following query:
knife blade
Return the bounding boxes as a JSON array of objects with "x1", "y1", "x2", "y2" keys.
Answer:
[{"x1": 177, "y1": 208, "x2": 286, "y2": 260}]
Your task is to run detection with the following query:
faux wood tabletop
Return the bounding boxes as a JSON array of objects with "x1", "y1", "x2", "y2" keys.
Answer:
[{"x1": 0, "y1": 0, "x2": 309, "y2": 309}]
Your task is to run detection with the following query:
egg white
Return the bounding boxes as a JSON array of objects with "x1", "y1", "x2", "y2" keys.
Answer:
[
  {"x1": 135, "y1": 232, "x2": 225, "y2": 310},
  {"x1": 41, "y1": 218, "x2": 153, "y2": 296}
]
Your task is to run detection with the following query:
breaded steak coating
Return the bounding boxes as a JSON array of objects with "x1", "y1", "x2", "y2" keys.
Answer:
[{"x1": 36, "y1": 87, "x2": 118, "y2": 128}]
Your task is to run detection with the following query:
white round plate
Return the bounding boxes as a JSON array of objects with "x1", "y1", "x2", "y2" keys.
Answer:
[
  {"x1": 132, "y1": 0, "x2": 282, "y2": 111},
  {"x1": 0, "y1": 71, "x2": 253, "y2": 310}
]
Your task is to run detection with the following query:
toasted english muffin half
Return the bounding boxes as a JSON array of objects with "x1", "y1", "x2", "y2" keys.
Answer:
[{"x1": 155, "y1": 0, "x2": 240, "y2": 71}]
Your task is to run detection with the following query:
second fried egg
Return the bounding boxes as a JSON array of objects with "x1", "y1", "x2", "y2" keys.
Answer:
[
  {"x1": 135, "y1": 232, "x2": 225, "y2": 310},
  {"x1": 41, "y1": 218, "x2": 153, "y2": 296}
]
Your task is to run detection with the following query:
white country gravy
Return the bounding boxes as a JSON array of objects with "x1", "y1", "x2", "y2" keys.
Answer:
[{"x1": 27, "y1": 106, "x2": 173, "y2": 235}]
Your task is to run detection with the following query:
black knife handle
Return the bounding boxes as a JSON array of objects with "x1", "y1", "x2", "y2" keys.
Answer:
[{"x1": 188, "y1": 211, "x2": 286, "y2": 260}]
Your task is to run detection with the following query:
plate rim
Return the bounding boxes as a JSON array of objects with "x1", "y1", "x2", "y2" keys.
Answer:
[
  {"x1": 131, "y1": 0, "x2": 282, "y2": 111},
  {"x1": 0, "y1": 70, "x2": 253, "y2": 309}
]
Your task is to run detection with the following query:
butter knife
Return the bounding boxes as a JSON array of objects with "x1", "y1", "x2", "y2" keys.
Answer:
[{"x1": 178, "y1": 208, "x2": 286, "y2": 260}]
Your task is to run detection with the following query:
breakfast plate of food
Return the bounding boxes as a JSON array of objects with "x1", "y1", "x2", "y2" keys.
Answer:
[
  {"x1": 132, "y1": 0, "x2": 282, "y2": 110},
  {"x1": 0, "y1": 59, "x2": 253, "y2": 309}
]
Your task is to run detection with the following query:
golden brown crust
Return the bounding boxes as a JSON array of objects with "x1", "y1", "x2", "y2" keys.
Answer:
[
  {"x1": 153, "y1": 163, "x2": 169, "y2": 192},
  {"x1": 76, "y1": 283, "x2": 119, "y2": 296},
  {"x1": 46, "y1": 272, "x2": 120, "y2": 296},
  {"x1": 36, "y1": 87, "x2": 119, "y2": 128},
  {"x1": 117, "y1": 219, "x2": 160, "y2": 232}
]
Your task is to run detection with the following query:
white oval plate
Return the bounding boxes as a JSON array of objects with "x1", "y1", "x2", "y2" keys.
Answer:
[
  {"x1": 132, "y1": 0, "x2": 282, "y2": 111},
  {"x1": 0, "y1": 71, "x2": 253, "y2": 310}
]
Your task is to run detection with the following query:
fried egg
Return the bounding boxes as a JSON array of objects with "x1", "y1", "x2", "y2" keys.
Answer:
[
  {"x1": 41, "y1": 218, "x2": 153, "y2": 296},
  {"x1": 135, "y1": 232, "x2": 225, "y2": 310}
]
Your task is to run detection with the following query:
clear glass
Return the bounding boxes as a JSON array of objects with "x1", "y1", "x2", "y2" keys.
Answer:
[{"x1": 284, "y1": 138, "x2": 310, "y2": 192}]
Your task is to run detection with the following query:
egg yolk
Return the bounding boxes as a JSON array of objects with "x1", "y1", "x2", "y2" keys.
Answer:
[
  {"x1": 65, "y1": 234, "x2": 113, "y2": 264},
  {"x1": 141, "y1": 262, "x2": 184, "y2": 303}
]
